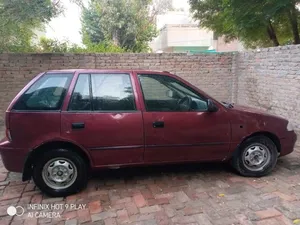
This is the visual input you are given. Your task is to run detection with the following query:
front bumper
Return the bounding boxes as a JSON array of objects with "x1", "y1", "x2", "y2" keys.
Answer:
[
  {"x1": 0, "y1": 138, "x2": 27, "y2": 173},
  {"x1": 280, "y1": 131, "x2": 297, "y2": 156}
]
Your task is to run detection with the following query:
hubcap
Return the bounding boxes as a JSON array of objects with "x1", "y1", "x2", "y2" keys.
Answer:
[
  {"x1": 42, "y1": 158, "x2": 77, "y2": 189},
  {"x1": 242, "y1": 144, "x2": 270, "y2": 171}
]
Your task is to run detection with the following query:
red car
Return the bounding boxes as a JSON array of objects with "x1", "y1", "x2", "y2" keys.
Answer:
[{"x1": 0, "y1": 69, "x2": 297, "y2": 196}]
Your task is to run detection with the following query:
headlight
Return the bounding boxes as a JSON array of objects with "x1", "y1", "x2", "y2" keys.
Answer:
[{"x1": 287, "y1": 121, "x2": 294, "y2": 131}]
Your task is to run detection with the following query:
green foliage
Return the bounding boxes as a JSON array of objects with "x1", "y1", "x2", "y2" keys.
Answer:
[
  {"x1": 0, "y1": 0, "x2": 60, "y2": 53},
  {"x1": 81, "y1": 41, "x2": 126, "y2": 53},
  {"x1": 0, "y1": 0, "x2": 60, "y2": 23},
  {"x1": 37, "y1": 37, "x2": 125, "y2": 53},
  {"x1": 189, "y1": 0, "x2": 300, "y2": 48},
  {"x1": 38, "y1": 37, "x2": 71, "y2": 53},
  {"x1": 81, "y1": 0, "x2": 158, "y2": 52},
  {"x1": 1, "y1": 0, "x2": 170, "y2": 53}
]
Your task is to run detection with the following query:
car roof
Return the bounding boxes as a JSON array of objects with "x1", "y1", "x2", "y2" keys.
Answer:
[{"x1": 46, "y1": 69, "x2": 171, "y2": 74}]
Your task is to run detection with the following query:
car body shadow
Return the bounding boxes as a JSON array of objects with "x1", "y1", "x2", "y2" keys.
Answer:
[{"x1": 90, "y1": 162, "x2": 235, "y2": 182}]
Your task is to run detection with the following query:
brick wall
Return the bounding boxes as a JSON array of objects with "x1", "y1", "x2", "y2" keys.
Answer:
[
  {"x1": 0, "y1": 48, "x2": 299, "y2": 144},
  {"x1": 235, "y1": 46, "x2": 300, "y2": 141},
  {"x1": 0, "y1": 53, "x2": 234, "y2": 125}
]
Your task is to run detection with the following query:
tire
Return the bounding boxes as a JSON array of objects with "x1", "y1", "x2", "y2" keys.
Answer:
[
  {"x1": 232, "y1": 135, "x2": 278, "y2": 177},
  {"x1": 32, "y1": 148, "x2": 88, "y2": 197}
]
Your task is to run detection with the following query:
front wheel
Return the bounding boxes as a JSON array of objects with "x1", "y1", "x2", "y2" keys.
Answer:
[
  {"x1": 232, "y1": 136, "x2": 278, "y2": 177},
  {"x1": 32, "y1": 149, "x2": 88, "y2": 197}
]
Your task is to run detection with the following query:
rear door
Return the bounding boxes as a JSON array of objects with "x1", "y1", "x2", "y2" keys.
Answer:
[
  {"x1": 61, "y1": 71, "x2": 144, "y2": 167},
  {"x1": 9, "y1": 72, "x2": 73, "y2": 149}
]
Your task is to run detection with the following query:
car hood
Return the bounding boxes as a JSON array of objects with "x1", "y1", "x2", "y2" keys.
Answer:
[{"x1": 230, "y1": 104, "x2": 286, "y2": 121}]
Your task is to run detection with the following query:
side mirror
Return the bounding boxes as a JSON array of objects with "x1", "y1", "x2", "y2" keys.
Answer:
[
  {"x1": 166, "y1": 90, "x2": 174, "y2": 98},
  {"x1": 207, "y1": 99, "x2": 218, "y2": 112}
]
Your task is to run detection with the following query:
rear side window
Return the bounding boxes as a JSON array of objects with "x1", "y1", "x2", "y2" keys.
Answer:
[
  {"x1": 68, "y1": 73, "x2": 136, "y2": 111},
  {"x1": 68, "y1": 74, "x2": 91, "y2": 111},
  {"x1": 91, "y1": 74, "x2": 135, "y2": 111},
  {"x1": 13, "y1": 73, "x2": 73, "y2": 111}
]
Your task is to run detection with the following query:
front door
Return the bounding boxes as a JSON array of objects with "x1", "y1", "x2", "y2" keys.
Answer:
[
  {"x1": 137, "y1": 73, "x2": 231, "y2": 163},
  {"x1": 61, "y1": 72, "x2": 144, "y2": 166}
]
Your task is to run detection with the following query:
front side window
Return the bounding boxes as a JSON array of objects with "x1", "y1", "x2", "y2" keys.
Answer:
[
  {"x1": 139, "y1": 74, "x2": 208, "y2": 112},
  {"x1": 13, "y1": 73, "x2": 73, "y2": 111},
  {"x1": 69, "y1": 73, "x2": 136, "y2": 111}
]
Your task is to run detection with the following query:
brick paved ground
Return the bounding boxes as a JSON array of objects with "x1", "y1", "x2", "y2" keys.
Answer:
[{"x1": 0, "y1": 128, "x2": 300, "y2": 225}]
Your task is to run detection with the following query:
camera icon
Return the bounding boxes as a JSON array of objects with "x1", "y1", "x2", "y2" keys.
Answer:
[{"x1": 7, "y1": 206, "x2": 25, "y2": 216}]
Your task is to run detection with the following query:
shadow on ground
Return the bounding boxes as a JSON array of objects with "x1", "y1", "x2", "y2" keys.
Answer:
[{"x1": 90, "y1": 162, "x2": 234, "y2": 181}]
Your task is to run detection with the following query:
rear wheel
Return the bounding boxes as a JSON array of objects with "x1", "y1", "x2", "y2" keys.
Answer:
[
  {"x1": 232, "y1": 136, "x2": 278, "y2": 177},
  {"x1": 33, "y1": 148, "x2": 88, "y2": 197}
]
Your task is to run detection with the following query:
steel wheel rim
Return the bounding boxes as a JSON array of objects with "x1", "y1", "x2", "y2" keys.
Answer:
[
  {"x1": 42, "y1": 157, "x2": 77, "y2": 190},
  {"x1": 242, "y1": 144, "x2": 271, "y2": 171}
]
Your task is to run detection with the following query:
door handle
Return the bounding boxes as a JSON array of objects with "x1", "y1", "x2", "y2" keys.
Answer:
[
  {"x1": 153, "y1": 121, "x2": 164, "y2": 128},
  {"x1": 72, "y1": 122, "x2": 85, "y2": 129}
]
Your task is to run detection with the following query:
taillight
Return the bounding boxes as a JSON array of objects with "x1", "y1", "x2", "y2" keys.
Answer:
[
  {"x1": 5, "y1": 128, "x2": 12, "y2": 141},
  {"x1": 5, "y1": 111, "x2": 11, "y2": 141}
]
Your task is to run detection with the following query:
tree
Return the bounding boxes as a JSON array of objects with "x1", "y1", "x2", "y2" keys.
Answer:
[
  {"x1": 81, "y1": 0, "x2": 158, "y2": 52},
  {"x1": 189, "y1": 0, "x2": 300, "y2": 48},
  {"x1": 37, "y1": 37, "x2": 125, "y2": 53},
  {"x1": 149, "y1": 0, "x2": 173, "y2": 21},
  {"x1": 269, "y1": 0, "x2": 300, "y2": 44},
  {"x1": 0, "y1": 0, "x2": 61, "y2": 52}
]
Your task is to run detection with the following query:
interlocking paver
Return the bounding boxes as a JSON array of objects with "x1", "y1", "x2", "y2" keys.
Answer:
[
  {"x1": 255, "y1": 208, "x2": 282, "y2": 220},
  {"x1": 194, "y1": 213, "x2": 213, "y2": 225},
  {"x1": 133, "y1": 194, "x2": 146, "y2": 208},
  {"x1": 0, "y1": 139, "x2": 299, "y2": 224},
  {"x1": 88, "y1": 200, "x2": 102, "y2": 214}
]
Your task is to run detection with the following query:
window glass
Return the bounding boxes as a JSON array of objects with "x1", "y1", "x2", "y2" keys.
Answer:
[
  {"x1": 13, "y1": 73, "x2": 72, "y2": 110},
  {"x1": 91, "y1": 74, "x2": 135, "y2": 111},
  {"x1": 68, "y1": 74, "x2": 91, "y2": 111},
  {"x1": 139, "y1": 74, "x2": 208, "y2": 112}
]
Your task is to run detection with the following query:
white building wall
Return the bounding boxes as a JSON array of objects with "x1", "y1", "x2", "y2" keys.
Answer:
[
  {"x1": 167, "y1": 25, "x2": 213, "y2": 47},
  {"x1": 151, "y1": 24, "x2": 213, "y2": 52}
]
